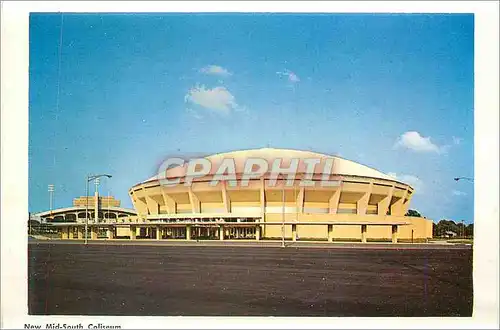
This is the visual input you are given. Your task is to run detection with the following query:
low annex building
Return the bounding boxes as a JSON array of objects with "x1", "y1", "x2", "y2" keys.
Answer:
[{"x1": 36, "y1": 195, "x2": 136, "y2": 223}]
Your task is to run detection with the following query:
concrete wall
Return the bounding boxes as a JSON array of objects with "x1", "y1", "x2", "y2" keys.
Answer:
[
  {"x1": 128, "y1": 172, "x2": 431, "y2": 241},
  {"x1": 262, "y1": 213, "x2": 430, "y2": 240}
]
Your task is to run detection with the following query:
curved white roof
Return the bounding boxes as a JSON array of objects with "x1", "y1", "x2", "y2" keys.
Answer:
[
  {"x1": 35, "y1": 206, "x2": 137, "y2": 217},
  {"x1": 143, "y1": 148, "x2": 403, "y2": 185}
]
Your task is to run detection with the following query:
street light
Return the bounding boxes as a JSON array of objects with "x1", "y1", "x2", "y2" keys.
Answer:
[
  {"x1": 281, "y1": 174, "x2": 285, "y2": 248},
  {"x1": 85, "y1": 174, "x2": 112, "y2": 245},
  {"x1": 453, "y1": 179, "x2": 471, "y2": 238},
  {"x1": 280, "y1": 173, "x2": 289, "y2": 248},
  {"x1": 48, "y1": 184, "x2": 55, "y2": 216},
  {"x1": 454, "y1": 177, "x2": 474, "y2": 182}
]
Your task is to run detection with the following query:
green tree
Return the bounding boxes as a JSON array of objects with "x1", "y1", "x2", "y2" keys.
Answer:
[
  {"x1": 433, "y1": 219, "x2": 463, "y2": 237},
  {"x1": 405, "y1": 209, "x2": 422, "y2": 217},
  {"x1": 465, "y1": 223, "x2": 474, "y2": 237}
]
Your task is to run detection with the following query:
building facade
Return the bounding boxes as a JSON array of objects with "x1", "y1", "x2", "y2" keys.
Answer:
[
  {"x1": 123, "y1": 148, "x2": 433, "y2": 242},
  {"x1": 35, "y1": 196, "x2": 137, "y2": 223},
  {"x1": 46, "y1": 148, "x2": 433, "y2": 242}
]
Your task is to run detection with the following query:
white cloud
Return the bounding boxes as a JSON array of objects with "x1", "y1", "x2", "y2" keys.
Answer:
[
  {"x1": 185, "y1": 108, "x2": 203, "y2": 120},
  {"x1": 388, "y1": 172, "x2": 424, "y2": 193},
  {"x1": 276, "y1": 69, "x2": 300, "y2": 83},
  {"x1": 200, "y1": 65, "x2": 232, "y2": 77},
  {"x1": 185, "y1": 85, "x2": 238, "y2": 114},
  {"x1": 452, "y1": 190, "x2": 467, "y2": 196},
  {"x1": 394, "y1": 131, "x2": 441, "y2": 153}
]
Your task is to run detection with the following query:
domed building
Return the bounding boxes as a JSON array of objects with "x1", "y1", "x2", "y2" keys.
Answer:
[{"x1": 123, "y1": 148, "x2": 432, "y2": 242}]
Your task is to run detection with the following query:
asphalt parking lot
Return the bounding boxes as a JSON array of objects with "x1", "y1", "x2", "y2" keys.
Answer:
[{"x1": 28, "y1": 241, "x2": 473, "y2": 316}]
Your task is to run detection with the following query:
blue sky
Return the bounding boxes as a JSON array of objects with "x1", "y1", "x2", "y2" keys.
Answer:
[{"x1": 29, "y1": 13, "x2": 474, "y2": 223}]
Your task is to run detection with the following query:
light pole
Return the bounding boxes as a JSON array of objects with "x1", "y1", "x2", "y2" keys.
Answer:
[
  {"x1": 281, "y1": 173, "x2": 285, "y2": 248},
  {"x1": 454, "y1": 178, "x2": 471, "y2": 239},
  {"x1": 85, "y1": 174, "x2": 112, "y2": 245},
  {"x1": 48, "y1": 184, "x2": 55, "y2": 216},
  {"x1": 454, "y1": 177, "x2": 474, "y2": 182}
]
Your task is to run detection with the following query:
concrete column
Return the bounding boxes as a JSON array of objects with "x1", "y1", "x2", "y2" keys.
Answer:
[
  {"x1": 186, "y1": 225, "x2": 191, "y2": 240},
  {"x1": 132, "y1": 191, "x2": 149, "y2": 216},
  {"x1": 296, "y1": 187, "x2": 305, "y2": 214},
  {"x1": 219, "y1": 226, "x2": 224, "y2": 241},
  {"x1": 255, "y1": 225, "x2": 260, "y2": 241},
  {"x1": 107, "y1": 227, "x2": 114, "y2": 239},
  {"x1": 77, "y1": 227, "x2": 84, "y2": 239},
  {"x1": 357, "y1": 192, "x2": 370, "y2": 215},
  {"x1": 130, "y1": 226, "x2": 136, "y2": 240},
  {"x1": 157, "y1": 226, "x2": 162, "y2": 240},
  {"x1": 145, "y1": 195, "x2": 159, "y2": 215},
  {"x1": 378, "y1": 185, "x2": 394, "y2": 216},
  {"x1": 161, "y1": 190, "x2": 177, "y2": 214},
  {"x1": 188, "y1": 188, "x2": 200, "y2": 213},
  {"x1": 357, "y1": 181, "x2": 373, "y2": 215},
  {"x1": 94, "y1": 191, "x2": 99, "y2": 223},
  {"x1": 221, "y1": 181, "x2": 231, "y2": 213},
  {"x1": 292, "y1": 224, "x2": 297, "y2": 241},
  {"x1": 260, "y1": 177, "x2": 266, "y2": 237},
  {"x1": 61, "y1": 227, "x2": 68, "y2": 239},
  {"x1": 329, "y1": 189, "x2": 341, "y2": 214},
  {"x1": 402, "y1": 189, "x2": 412, "y2": 216},
  {"x1": 90, "y1": 227, "x2": 98, "y2": 240},
  {"x1": 390, "y1": 197, "x2": 404, "y2": 216},
  {"x1": 328, "y1": 224, "x2": 333, "y2": 242},
  {"x1": 392, "y1": 225, "x2": 398, "y2": 244},
  {"x1": 361, "y1": 225, "x2": 367, "y2": 243}
]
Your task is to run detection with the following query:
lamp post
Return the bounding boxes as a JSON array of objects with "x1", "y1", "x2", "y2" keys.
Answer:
[
  {"x1": 85, "y1": 174, "x2": 112, "y2": 245},
  {"x1": 454, "y1": 178, "x2": 471, "y2": 239},
  {"x1": 48, "y1": 184, "x2": 55, "y2": 216},
  {"x1": 281, "y1": 173, "x2": 285, "y2": 248},
  {"x1": 454, "y1": 177, "x2": 474, "y2": 182}
]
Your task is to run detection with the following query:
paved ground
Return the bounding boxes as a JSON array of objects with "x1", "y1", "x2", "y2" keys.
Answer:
[
  {"x1": 28, "y1": 241, "x2": 473, "y2": 316},
  {"x1": 28, "y1": 238, "x2": 472, "y2": 249}
]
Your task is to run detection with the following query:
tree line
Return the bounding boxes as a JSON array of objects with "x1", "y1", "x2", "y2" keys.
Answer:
[
  {"x1": 433, "y1": 219, "x2": 473, "y2": 238},
  {"x1": 405, "y1": 209, "x2": 473, "y2": 238}
]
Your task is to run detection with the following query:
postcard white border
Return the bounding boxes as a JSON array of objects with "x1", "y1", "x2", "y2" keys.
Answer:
[{"x1": 1, "y1": 1, "x2": 498, "y2": 329}]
